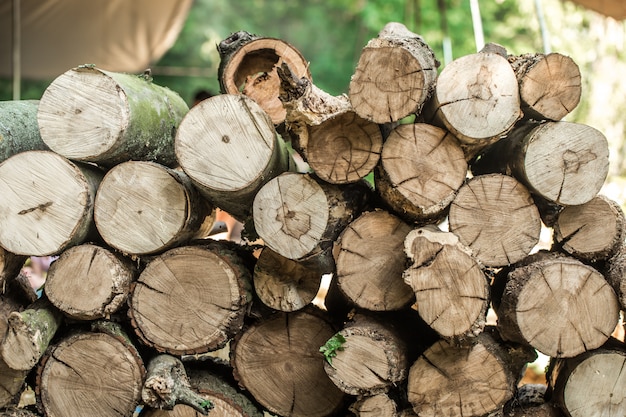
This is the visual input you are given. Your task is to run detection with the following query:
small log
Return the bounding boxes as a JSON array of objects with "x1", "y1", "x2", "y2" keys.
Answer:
[
  {"x1": 493, "y1": 251, "x2": 620, "y2": 358},
  {"x1": 0, "y1": 297, "x2": 63, "y2": 371},
  {"x1": 333, "y1": 210, "x2": 415, "y2": 311},
  {"x1": 471, "y1": 120, "x2": 609, "y2": 206},
  {"x1": 142, "y1": 354, "x2": 212, "y2": 415},
  {"x1": 374, "y1": 123, "x2": 467, "y2": 225},
  {"x1": 425, "y1": 46, "x2": 522, "y2": 159},
  {"x1": 231, "y1": 309, "x2": 346, "y2": 417},
  {"x1": 217, "y1": 31, "x2": 312, "y2": 125},
  {"x1": 277, "y1": 63, "x2": 383, "y2": 184},
  {"x1": 175, "y1": 93, "x2": 292, "y2": 221},
  {"x1": 546, "y1": 339, "x2": 626, "y2": 417},
  {"x1": 0, "y1": 150, "x2": 103, "y2": 256},
  {"x1": 403, "y1": 226, "x2": 489, "y2": 340},
  {"x1": 0, "y1": 247, "x2": 28, "y2": 293},
  {"x1": 37, "y1": 65, "x2": 188, "y2": 167},
  {"x1": 36, "y1": 322, "x2": 146, "y2": 417},
  {"x1": 44, "y1": 243, "x2": 136, "y2": 320},
  {"x1": 508, "y1": 52, "x2": 581, "y2": 121},
  {"x1": 553, "y1": 194, "x2": 626, "y2": 262},
  {"x1": 128, "y1": 242, "x2": 253, "y2": 355},
  {"x1": 349, "y1": 393, "x2": 398, "y2": 417},
  {"x1": 323, "y1": 314, "x2": 408, "y2": 397},
  {"x1": 253, "y1": 247, "x2": 323, "y2": 312},
  {"x1": 0, "y1": 100, "x2": 48, "y2": 163},
  {"x1": 448, "y1": 173, "x2": 541, "y2": 267},
  {"x1": 349, "y1": 22, "x2": 439, "y2": 123},
  {"x1": 94, "y1": 161, "x2": 214, "y2": 256},
  {"x1": 253, "y1": 172, "x2": 369, "y2": 273},
  {"x1": 406, "y1": 328, "x2": 536, "y2": 417}
]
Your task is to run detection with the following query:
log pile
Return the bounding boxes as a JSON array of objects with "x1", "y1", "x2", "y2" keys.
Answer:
[{"x1": 0, "y1": 21, "x2": 625, "y2": 417}]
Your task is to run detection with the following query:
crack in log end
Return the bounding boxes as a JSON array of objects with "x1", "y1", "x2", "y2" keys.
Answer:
[
  {"x1": 18, "y1": 201, "x2": 53, "y2": 215},
  {"x1": 562, "y1": 149, "x2": 597, "y2": 174}
]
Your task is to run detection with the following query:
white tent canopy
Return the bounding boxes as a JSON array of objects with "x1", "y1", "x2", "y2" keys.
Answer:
[{"x1": 1, "y1": 0, "x2": 193, "y2": 97}]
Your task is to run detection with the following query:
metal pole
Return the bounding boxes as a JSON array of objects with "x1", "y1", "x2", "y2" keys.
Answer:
[
  {"x1": 12, "y1": 0, "x2": 21, "y2": 100},
  {"x1": 534, "y1": 0, "x2": 551, "y2": 53},
  {"x1": 469, "y1": 0, "x2": 484, "y2": 52}
]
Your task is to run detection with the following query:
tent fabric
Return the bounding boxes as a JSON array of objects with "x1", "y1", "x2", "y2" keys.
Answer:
[
  {"x1": 568, "y1": 0, "x2": 626, "y2": 20},
  {"x1": 0, "y1": 0, "x2": 193, "y2": 80}
]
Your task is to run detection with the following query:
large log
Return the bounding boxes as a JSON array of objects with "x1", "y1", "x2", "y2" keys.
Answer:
[
  {"x1": 44, "y1": 243, "x2": 136, "y2": 320},
  {"x1": 231, "y1": 309, "x2": 346, "y2": 417},
  {"x1": 94, "y1": 161, "x2": 214, "y2": 256},
  {"x1": 374, "y1": 122, "x2": 467, "y2": 225},
  {"x1": 493, "y1": 251, "x2": 620, "y2": 358},
  {"x1": 37, "y1": 65, "x2": 188, "y2": 167},
  {"x1": 0, "y1": 100, "x2": 48, "y2": 163},
  {"x1": 349, "y1": 22, "x2": 439, "y2": 124},
  {"x1": 217, "y1": 31, "x2": 311, "y2": 125},
  {"x1": 128, "y1": 242, "x2": 253, "y2": 355},
  {"x1": 448, "y1": 173, "x2": 541, "y2": 267},
  {"x1": 333, "y1": 209, "x2": 415, "y2": 311},
  {"x1": 175, "y1": 93, "x2": 293, "y2": 221},
  {"x1": 0, "y1": 150, "x2": 103, "y2": 256}
]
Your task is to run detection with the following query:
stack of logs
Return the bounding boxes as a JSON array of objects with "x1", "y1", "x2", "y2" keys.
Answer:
[{"x1": 0, "y1": 21, "x2": 625, "y2": 417}]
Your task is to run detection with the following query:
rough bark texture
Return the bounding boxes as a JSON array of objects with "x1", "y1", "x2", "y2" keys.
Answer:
[
  {"x1": 0, "y1": 357, "x2": 29, "y2": 408},
  {"x1": 0, "y1": 248, "x2": 28, "y2": 292},
  {"x1": 94, "y1": 161, "x2": 214, "y2": 255},
  {"x1": 603, "y1": 245, "x2": 626, "y2": 310},
  {"x1": 37, "y1": 65, "x2": 188, "y2": 167},
  {"x1": 503, "y1": 384, "x2": 563, "y2": 417},
  {"x1": 0, "y1": 150, "x2": 103, "y2": 256},
  {"x1": 349, "y1": 22, "x2": 439, "y2": 123},
  {"x1": 0, "y1": 100, "x2": 48, "y2": 163},
  {"x1": 374, "y1": 123, "x2": 467, "y2": 225}
]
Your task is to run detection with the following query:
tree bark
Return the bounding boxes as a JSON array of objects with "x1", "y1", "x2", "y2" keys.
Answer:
[
  {"x1": 44, "y1": 243, "x2": 136, "y2": 320},
  {"x1": 0, "y1": 407, "x2": 42, "y2": 417},
  {"x1": 231, "y1": 309, "x2": 346, "y2": 417},
  {"x1": 128, "y1": 242, "x2": 253, "y2": 355},
  {"x1": 323, "y1": 314, "x2": 408, "y2": 397},
  {"x1": 0, "y1": 150, "x2": 103, "y2": 256},
  {"x1": 0, "y1": 247, "x2": 28, "y2": 293},
  {"x1": 424, "y1": 47, "x2": 522, "y2": 159},
  {"x1": 508, "y1": 52, "x2": 581, "y2": 121},
  {"x1": 552, "y1": 194, "x2": 626, "y2": 262},
  {"x1": 175, "y1": 93, "x2": 293, "y2": 221},
  {"x1": 0, "y1": 100, "x2": 48, "y2": 163},
  {"x1": 546, "y1": 339, "x2": 626, "y2": 417},
  {"x1": 333, "y1": 209, "x2": 415, "y2": 311},
  {"x1": 94, "y1": 161, "x2": 214, "y2": 256},
  {"x1": 406, "y1": 328, "x2": 536, "y2": 417},
  {"x1": 36, "y1": 321, "x2": 146, "y2": 417},
  {"x1": 217, "y1": 31, "x2": 312, "y2": 125},
  {"x1": 603, "y1": 245, "x2": 626, "y2": 310},
  {"x1": 0, "y1": 357, "x2": 29, "y2": 408},
  {"x1": 470, "y1": 120, "x2": 610, "y2": 206},
  {"x1": 448, "y1": 173, "x2": 542, "y2": 267},
  {"x1": 493, "y1": 251, "x2": 620, "y2": 358},
  {"x1": 277, "y1": 63, "x2": 383, "y2": 185},
  {"x1": 37, "y1": 65, "x2": 188, "y2": 167},
  {"x1": 374, "y1": 123, "x2": 467, "y2": 225},
  {"x1": 253, "y1": 172, "x2": 369, "y2": 273},
  {"x1": 349, "y1": 22, "x2": 439, "y2": 124},
  {"x1": 403, "y1": 225, "x2": 489, "y2": 341},
  {"x1": 503, "y1": 384, "x2": 563, "y2": 417},
  {"x1": 0, "y1": 297, "x2": 63, "y2": 371},
  {"x1": 253, "y1": 246, "x2": 324, "y2": 312}
]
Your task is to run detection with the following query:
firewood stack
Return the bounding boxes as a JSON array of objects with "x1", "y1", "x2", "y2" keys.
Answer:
[{"x1": 0, "y1": 22, "x2": 624, "y2": 417}]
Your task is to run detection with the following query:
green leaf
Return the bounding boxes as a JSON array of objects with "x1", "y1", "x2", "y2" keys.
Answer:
[{"x1": 319, "y1": 333, "x2": 347, "y2": 366}]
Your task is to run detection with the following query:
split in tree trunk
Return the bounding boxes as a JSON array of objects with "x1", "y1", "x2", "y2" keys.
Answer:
[
  {"x1": 0, "y1": 100, "x2": 48, "y2": 163},
  {"x1": 552, "y1": 194, "x2": 626, "y2": 262},
  {"x1": 175, "y1": 93, "x2": 292, "y2": 221},
  {"x1": 508, "y1": 52, "x2": 581, "y2": 121},
  {"x1": 0, "y1": 297, "x2": 63, "y2": 371},
  {"x1": 128, "y1": 242, "x2": 253, "y2": 355},
  {"x1": 0, "y1": 150, "x2": 103, "y2": 256},
  {"x1": 403, "y1": 225, "x2": 489, "y2": 340},
  {"x1": 448, "y1": 173, "x2": 541, "y2": 267},
  {"x1": 333, "y1": 209, "x2": 415, "y2": 311},
  {"x1": 44, "y1": 243, "x2": 136, "y2": 320},
  {"x1": 470, "y1": 120, "x2": 609, "y2": 206},
  {"x1": 94, "y1": 161, "x2": 214, "y2": 256},
  {"x1": 231, "y1": 309, "x2": 346, "y2": 417},
  {"x1": 374, "y1": 123, "x2": 467, "y2": 225},
  {"x1": 493, "y1": 251, "x2": 620, "y2": 358},
  {"x1": 349, "y1": 22, "x2": 439, "y2": 124},
  {"x1": 37, "y1": 65, "x2": 188, "y2": 167},
  {"x1": 217, "y1": 31, "x2": 312, "y2": 125},
  {"x1": 424, "y1": 47, "x2": 521, "y2": 159}
]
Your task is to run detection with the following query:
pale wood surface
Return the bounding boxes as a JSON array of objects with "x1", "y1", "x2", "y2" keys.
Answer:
[{"x1": 349, "y1": 393, "x2": 398, "y2": 417}]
